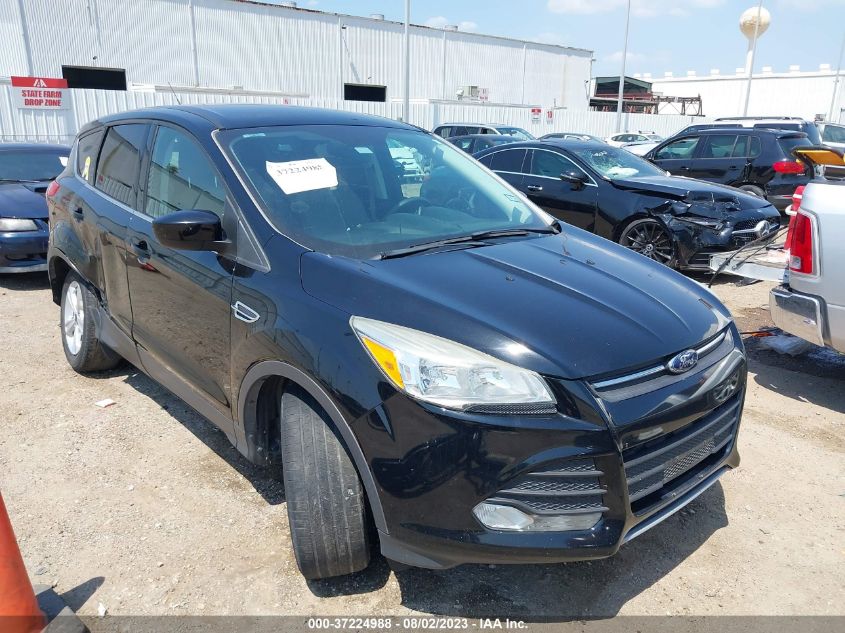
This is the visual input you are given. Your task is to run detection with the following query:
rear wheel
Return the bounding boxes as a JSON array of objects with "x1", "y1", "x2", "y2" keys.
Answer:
[
  {"x1": 619, "y1": 218, "x2": 676, "y2": 267},
  {"x1": 738, "y1": 184, "x2": 766, "y2": 198},
  {"x1": 280, "y1": 386, "x2": 370, "y2": 580},
  {"x1": 60, "y1": 273, "x2": 121, "y2": 372}
]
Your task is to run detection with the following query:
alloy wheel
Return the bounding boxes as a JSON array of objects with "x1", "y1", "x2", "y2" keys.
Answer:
[
  {"x1": 620, "y1": 220, "x2": 674, "y2": 264},
  {"x1": 63, "y1": 280, "x2": 84, "y2": 355}
]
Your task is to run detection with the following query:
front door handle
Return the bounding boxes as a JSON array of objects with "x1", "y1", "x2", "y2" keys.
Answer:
[
  {"x1": 232, "y1": 301, "x2": 260, "y2": 324},
  {"x1": 72, "y1": 207, "x2": 83, "y2": 220},
  {"x1": 130, "y1": 238, "x2": 150, "y2": 264},
  {"x1": 678, "y1": 166, "x2": 690, "y2": 171},
  {"x1": 526, "y1": 185, "x2": 543, "y2": 192}
]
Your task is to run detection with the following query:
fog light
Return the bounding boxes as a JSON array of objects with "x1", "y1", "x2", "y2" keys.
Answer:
[{"x1": 472, "y1": 502, "x2": 601, "y2": 532}]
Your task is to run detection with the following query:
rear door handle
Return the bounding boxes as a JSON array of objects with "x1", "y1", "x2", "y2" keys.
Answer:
[
  {"x1": 526, "y1": 185, "x2": 543, "y2": 192},
  {"x1": 678, "y1": 166, "x2": 690, "y2": 171}
]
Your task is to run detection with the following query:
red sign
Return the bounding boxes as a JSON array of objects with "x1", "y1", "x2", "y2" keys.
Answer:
[
  {"x1": 10, "y1": 76, "x2": 69, "y2": 110},
  {"x1": 530, "y1": 107, "x2": 542, "y2": 123},
  {"x1": 546, "y1": 109, "x2": 554, "y2": 123}
]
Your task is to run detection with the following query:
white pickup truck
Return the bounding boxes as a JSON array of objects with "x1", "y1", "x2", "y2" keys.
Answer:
[{"x1": 770, "y1": 147, "x2": 845, "y2": 353}]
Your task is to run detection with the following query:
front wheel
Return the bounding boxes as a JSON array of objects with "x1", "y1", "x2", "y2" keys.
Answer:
[
  {"x1": 619, "y1": 218, "x2": 676, "y2": 267},
  {"x1": 280, "y1": 386, "x2": 371, "y2": 580},
  {"x1": 61, "y1": 273, "x2": 121, "y2": 372}
]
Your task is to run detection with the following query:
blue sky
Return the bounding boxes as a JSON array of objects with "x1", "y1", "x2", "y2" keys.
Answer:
[{"x1": 271, "y1": 0, "x2": 841, "y2": 78}]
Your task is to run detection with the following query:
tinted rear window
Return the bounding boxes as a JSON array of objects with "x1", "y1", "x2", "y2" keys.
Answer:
[
  {"x1": 95, "y1": 124, "x2": 148, "y2": 208},
  {"x1": 778, "y1": 135, "x2": 813, "y2": 158},
  {"x1": 488, "y1": 149, "x2": 527, "y2": 172}
]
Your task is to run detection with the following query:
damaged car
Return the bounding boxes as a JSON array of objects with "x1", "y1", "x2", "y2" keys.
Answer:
[{"x1": 474, "y1": 139, "x2": 782, "y2": 269}]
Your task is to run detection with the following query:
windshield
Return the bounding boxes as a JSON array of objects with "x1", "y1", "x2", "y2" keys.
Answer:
[
  {"x1": 0, "y1": 149, "x2": 68, "y2": 181},
  {"x1": 496, "y1": 127, "x2": 534, "y2": 140},
  {"x1": 568, "y1": 145, "x2": 666, "y2": 180},
  {"x1": 222, "y1": 125, "x2": 550, "y2": 258}
]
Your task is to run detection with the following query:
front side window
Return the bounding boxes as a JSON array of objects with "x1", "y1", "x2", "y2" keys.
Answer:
[
  {"x1": 95, "y1": 124, "x2": 148, "y2": 208},
  {"x1": 530, "y1": 150, "x2": 587, "y2": 180},
  {"x1": 435, "y1": 126, "x2": 451, "y2": 138},
  {"x1": 453, "y1": 137, "x2": 474, "y2": 151},
  {"x1": 569, "y1": 145, "x2": 666, "y2": 180},
  {"x1": 76, "y1": 129, "x2": 104, "y2": 184},
  {"x1": 145, "y1": 126, "x2": 226, "y2": 219},
  {"x1": 0, "y1": 149, "x2": 68, "y2": 182},
  {"x1": 654, "y1": 137, "x2": 699, "y2": 160},
  {"x1": 222, "y1": 125, "x2": 548, "y2": 259}
]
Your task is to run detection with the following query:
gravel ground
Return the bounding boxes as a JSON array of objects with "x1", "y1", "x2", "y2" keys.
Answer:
[{"x1": 0, "y1": 271, "x2": 843, "y2": 620}]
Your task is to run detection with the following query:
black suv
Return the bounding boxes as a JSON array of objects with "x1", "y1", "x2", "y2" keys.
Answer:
[
  {"x1": 646, "y1": 128, "x2": 813, "y2": 211},
  {"x1": 47, "y1": 105, "x2": 746, "y2": 579}
]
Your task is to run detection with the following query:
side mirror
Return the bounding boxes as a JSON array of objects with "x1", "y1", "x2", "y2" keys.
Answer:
[
  {"x1": 152, "y1": 210, "x2": 227, "y2": 252},
  {"x1": 560, "y1": 171, "x2": 587, "y2": 190}
]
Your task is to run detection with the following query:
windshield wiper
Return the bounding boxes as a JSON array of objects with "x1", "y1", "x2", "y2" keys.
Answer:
[{"x1": 376, "y1": 225, "x2": 561, "y2": 260}]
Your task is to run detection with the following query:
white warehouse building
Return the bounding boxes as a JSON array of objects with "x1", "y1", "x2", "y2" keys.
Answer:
[{"x1": 0, "y1": 0, "x2": 593, "y2": 109}]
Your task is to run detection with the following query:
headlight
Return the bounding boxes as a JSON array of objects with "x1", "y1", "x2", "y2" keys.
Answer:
[
  {"x1": 678, "y1": 217, "x2": 724, "y2": 230},
  {"x1": 350, "y1": 316, "x2": 555, "y2": 411},
  {"x1": 0, "y1": 218, "x2": 38, "y2": 232}
]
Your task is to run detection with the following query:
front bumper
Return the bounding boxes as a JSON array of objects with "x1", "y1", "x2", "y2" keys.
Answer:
[
  {"x1": 770, "y1": 285, "x2": 825, "y2": 347},
  {"x1": 0, "y1": 227, "x2": 49, "y2": 273},
  {"x1": 362, "y1": 328, "x2": 746, "y2": 569}
]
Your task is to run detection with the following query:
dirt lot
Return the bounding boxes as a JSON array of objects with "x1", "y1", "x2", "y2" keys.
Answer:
[{"x1": 0, "y1": 271, "x2": 843, "y2": 620}]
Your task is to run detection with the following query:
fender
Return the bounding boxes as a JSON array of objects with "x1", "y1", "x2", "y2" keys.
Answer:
[{"x1": 237, "y1": 360, "x2": 388, "y2": 533}]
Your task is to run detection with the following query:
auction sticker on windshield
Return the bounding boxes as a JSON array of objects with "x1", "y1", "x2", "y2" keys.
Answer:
[{"x1": 267, "y1": 158, "x2": 338, "y2": 194}]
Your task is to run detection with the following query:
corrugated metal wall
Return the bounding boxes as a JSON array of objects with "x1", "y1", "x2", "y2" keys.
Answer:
[
  {"x1": 0, "y1": 84, "x2": 709, "y2": 144},
  {"x1": 1, "y1": 0, "x2": 593, "y2": 109}
]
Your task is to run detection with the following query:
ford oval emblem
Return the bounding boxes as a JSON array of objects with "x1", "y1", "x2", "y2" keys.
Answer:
[{"x1": 667, "y1": 349, "x2": 699, "y2": 374}]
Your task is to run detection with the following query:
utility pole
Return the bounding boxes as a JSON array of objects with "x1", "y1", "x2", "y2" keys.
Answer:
[
  {"x1": 403, "y1": 0, "x2": 411, "y2": 122},
  {"x1": 615, "y1": 0, "x2": 631, "y2": 133},
  {"x1": 829, "y1": 31, "x2": 845, "y2": 122}
]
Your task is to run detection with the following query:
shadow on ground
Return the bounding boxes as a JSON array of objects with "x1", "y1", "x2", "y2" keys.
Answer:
[
  {"x1": 86, "y1": 364, "x2": 286, "y2": 507},
  {"x1": 0, "y1": 271, "x2": 51, "y2": 292},
  {"x1": 310, "y1": 485, "x2": 728, "y2": 619},
  {"x1": 61, "y1": 576, "x2": 106, "y2": 612},
  {"x1": 82, "y1": 360, "x2": 731, "y2": 617}
]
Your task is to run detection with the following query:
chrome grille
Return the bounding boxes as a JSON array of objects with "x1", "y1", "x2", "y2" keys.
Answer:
[
  {"x1": 589, "y1": 329, "x2": 733, "y2": 402},
  {"x1": 624, "y1": 397, "x2": 740, "y2": 509},
  {"x1": 487, "y1": 458, "x2": 607, "y2": 516}
]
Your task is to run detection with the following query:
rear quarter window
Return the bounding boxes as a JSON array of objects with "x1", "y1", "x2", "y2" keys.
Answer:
[{"x1": 76, "y1": 129, "x2": 105, "y2": 185}]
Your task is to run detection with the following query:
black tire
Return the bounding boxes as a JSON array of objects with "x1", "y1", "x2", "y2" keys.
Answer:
[
  {"x1": 739, "y1": 184, "x2": 766, "y2": 198},
  {"x1": 60, "y1": 273, "x2": 121, "y2": 373},
  {"x1": 280, "y1": 386, "x2": 370, "y2": 580},
  {"x1": 619, "y1": 218, "x2": 676, "y2": 267}
]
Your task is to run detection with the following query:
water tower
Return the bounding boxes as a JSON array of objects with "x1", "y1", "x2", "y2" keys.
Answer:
[{"x1": 740, "y1": 4, "x2": 771, "y2": 115}]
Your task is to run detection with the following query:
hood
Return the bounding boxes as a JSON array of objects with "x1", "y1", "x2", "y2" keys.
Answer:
[
  {"x1": 0, "y1": 182, "x2": 50, "y2": 219},
  {"x1": 612, "y1": 175, "x2": 771, "y2": 207},
  {"x1": 300, "y1": 230, "x2": 731, "y2": 380}
]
